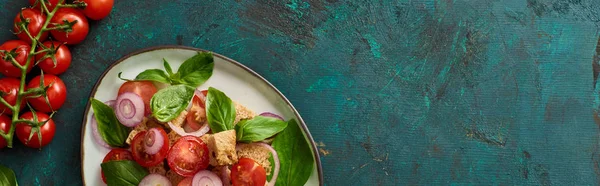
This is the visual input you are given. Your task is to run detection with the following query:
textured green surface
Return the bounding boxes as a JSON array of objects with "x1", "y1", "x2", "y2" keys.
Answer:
[{"x1": 1, "y1": 0, "x2": 600, "y2": 185}]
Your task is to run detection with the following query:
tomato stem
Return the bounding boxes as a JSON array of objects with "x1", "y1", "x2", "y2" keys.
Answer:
[
  {"x1": 8, "y1": 56, "x2": 25, "y2": 70},
  {"x1": 31, "y1": 48, "x2": 51, "y2": 56},
  {"x1": 0, "y1": 97, "x2": 14, "y2": 112}
]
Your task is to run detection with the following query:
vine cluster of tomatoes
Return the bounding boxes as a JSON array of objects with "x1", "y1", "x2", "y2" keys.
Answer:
[{"x1": 0, "y1": 0, "x2": 114, "y2": 149}]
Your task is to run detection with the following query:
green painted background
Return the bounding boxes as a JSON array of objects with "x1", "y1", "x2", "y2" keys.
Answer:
[{"x1": 1, "y1": 0, "x2": 600, "y2": 185}]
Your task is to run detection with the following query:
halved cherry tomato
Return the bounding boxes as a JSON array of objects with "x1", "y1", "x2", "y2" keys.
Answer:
[
  {"x1": 49, "y1": 8, "x2": 89, "y2": 45},
  {"x1": 231, "y1": 158, "x2": 267, "y2": 186},
  {"x1": 0, "y1": 78, "x2": 24, "y2": 115},
  {"x1": 0, "y1": 40, "x2": 32, "y2": 77},
  {"x1": 15, "y1": 112, "x2": 56, "y2": 148},
  {"x1": 37, "y1": 41, "x2": 72, "y2": 75},
  {"x1": 26, "y1": 74, "x2": 67, "y2": 113},
  {"x1": 167, "y1": 136, "x2": 209, "y2": 177},
  {"x1": 29, "y1": 0, "x2": 60, "y2": 11},
  {"x1": 131, "y1": 129, "x2": 169, "y2": 167},
  {"x1": 118, "y1": 81, "x2": 157, "y2": 116},
  {"x1": 0, "y1": 115, "x2": 11, "y2": 148},
  {"x1": 80, "y1": 0, "x2": 114, "y2": 20},
  {"x1": 185, "y1": 94, "x2": 206, "y2": 131},
  {"x1": 14, "y1": 8, "x2": 48, "y2": 44},
  {"x1": 101, "y1": 148, "x2": 133, "y2": 183},
  {"x1": 178, "y1": 177, "x2": 193, "y2": 186}
]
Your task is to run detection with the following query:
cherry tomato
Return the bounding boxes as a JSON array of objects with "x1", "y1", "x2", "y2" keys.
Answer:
[
  {"x1": 36, "y1": 41, "x2": 72, "y2": 75},
  {"x1": 186, "y1": 94, "x2": 206, "y2": 131},
  {"x1": 101, "y1": 149, "x2": 133, "y2": 183},
  {"x1": 0, "y1": 78, "x2": 24, "y2": 115},
  {"x1": 26, "y1": 74, "x2": 67, "y2": 113},
  {"x1": 29, "y1": 0, "x2": 60, "y2": 11},
  {"x1": 80, "y1": 0, "x2": 113, "y2": 20},
  {"x1": 130, "y1": 129, "x2": 169, "y2": 167},
  {"x1": 0, "y1": 115, "x2": 11, "y2": 148},
  {"x1": 0, "y1": 40, "x2": 32, "y2": 77},
  {"x1": 15, "y1": 112, "x2": 56, "y2": 148},
  {"x1": 49, "y1": 8, "x2": 89, "y2": 45},
  {"x1": 178, "y1": 177, "x2": 193, "y2": 186},
  {"x1": 13, "y1": 8, "x2": 48, "y2": 44},
  {"x1": 118, "y1": 81, "x2": 157, "y2": 116},
  {"x1": 231, "y1": 158, "x2": 267, "y2": 186},
  {"x1": 167, "y1": 136, "x2": 209, "y2": 177}
]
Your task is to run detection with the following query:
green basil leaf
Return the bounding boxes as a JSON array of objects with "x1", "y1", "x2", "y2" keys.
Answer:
[
  {"x1": 205, "y1": 87, "x2": 236, "y2": 133},
  {"x1": 175, "y1": 52, "x2": 214, "y2": 87},
  {"x1": 0, "y1": 164, "x2": 17, "y2": 186},
  {"x1": 235, "y1": 116, "x2": 288, "y2": 143},
  {"x1": 101, "y1": 160, "x2": 149, "y2": 186},
  {"x1": 134, "y1": 69, "x2": 170, "y2": 84},
  {"x1": 272, "y1": 119, "x2": 314, "y2": 186},
  {"x1": 91, "y1": 99, "x2": 129, "y2": 147},
  {"x1": 163, "y1": 58, "x2": 174, "y2": 76},
  {"x1": 151, "y1": 85, "x2": 195, "y2": 122}
]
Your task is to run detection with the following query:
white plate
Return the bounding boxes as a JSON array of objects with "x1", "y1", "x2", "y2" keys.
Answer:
[{"x1": 80, "y1": 46, "x2": 323, "y2": 186}]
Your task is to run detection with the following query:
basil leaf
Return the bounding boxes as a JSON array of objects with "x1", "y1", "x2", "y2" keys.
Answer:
[
  {"x1": 272, "y1": 119, "x2": 314, "y2": 186},
  {"x1": 175, "y1": 52, "x2": 214, "y2": 87},
  {"x1": 0, "y1": 165, "x2": 17, "y2": 186},
  {"x1": 151, "y1": 85, "x2": 195, "y2": 122},
  {"x1": 134, "y1": 69, "x2": 170, "y2": 84},
  {"x1": 206, "y1": 87, "x2": 236, "y2": 133},
  {"x1": 91, "y1": 99, "x2": 129, "y2": 147},
  {"x1": 235, "y1": 116, "x2": 288, "y2": 143},
  {"x1": 101, "y1": 160, "x2": 149, "y2": 186},
  {"x1": 163, "y1": 58, "x2": 174, "y2": 76}
]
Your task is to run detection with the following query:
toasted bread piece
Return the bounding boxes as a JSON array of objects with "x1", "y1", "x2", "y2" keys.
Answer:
[
  {"x1": 148, "y1": 161, "x2": 166, "y2": 175},
  {"x1": 237, "y1": 143, "x2": 273, "y2": 175},
  {"x1": 167, "y1": 130, "x2": 182, "y2": 147},
  {"x1": 206, "y1": 130, "x2": 238, "y2": 166},
  {"x1": 234, "y1": 101, "x2": 255, "y2": 124},
  {"x1": 166, "y1": 170, "x2": 185, "y2": 185}
]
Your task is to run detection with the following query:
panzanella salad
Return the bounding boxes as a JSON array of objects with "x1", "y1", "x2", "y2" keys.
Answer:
[{"x1": 90, "y1": 52, "x2": 314, "y2": 186}]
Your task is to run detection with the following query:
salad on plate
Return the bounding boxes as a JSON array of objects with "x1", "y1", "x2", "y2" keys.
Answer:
[{"x1": 90, "y1": 52, "x2": 314, "y2": 186}]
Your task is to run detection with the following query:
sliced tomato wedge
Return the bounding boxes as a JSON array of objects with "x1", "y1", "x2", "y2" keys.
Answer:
[
  {"x1": 185, "y1": 94, "x2": 207, "y2": 131},
  {"x1": 101, "y1": 149, "x2": 133, "y2": 183},
  {"x1": 231, "y1": 158, "x2": 267, "y2": 186},
  {"x1": 167, "y1": 136, "x2": 209, "y2": 177},
  {"x1": 130, "y1": 128, "x2": 169, "y2": 167}
]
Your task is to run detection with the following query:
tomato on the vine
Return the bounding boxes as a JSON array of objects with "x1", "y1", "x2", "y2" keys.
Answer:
[
  {"x1": 230, "y1": 158, "x2": 267, "y2": 186},
  {"x1": 49, "y1": 8, "x2": 89, "y2": 45},
  {"x1": 80, "y1": 0, "x2": 114, "y2": 20},
  {"x1": 0, "y1": 115, "x2": 11, "y2": 148},
  {"x1": 37, "y1": 41, "x2": 72, "y2": 75},
  {"x1": 15, "y1": 112, "x2": 56, "y2": 148},
  {"x1": 167, "y1": 136, "x2": 210, "y2": 177},
  {"x1": 26, "y1": 74, "x2": 67, "y2": 113},
  {"x1": 13, "y1": 8, "x2": 48, "y2": 44},
  {"x1": 130, "y1": 129, "x2": 169, "y2": 167},
  {"x1": 28, "y1": 0, "x2": 60, "y2": 11},
  {"x1": 118, "y1": 81, "x2": 157, "y2": 116},
  {"x1": 0, "y1": 78, "x2": 24, "y2": 115},
  {"x1": 101, "y1": 148, "x2": 133, "y2": 183},
  {"x1": 0, "y1": 40, "x2": 32, "y2": 77}
]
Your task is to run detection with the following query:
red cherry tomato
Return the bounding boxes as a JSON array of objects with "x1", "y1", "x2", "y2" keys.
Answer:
[
  {"x1": 26, "y1": 74, "x2": 67, "y2": 113},
  {"x1": 13, "y1": 8, "x2": 48, "y2": 44},
  {"x1": 178, "y1": 177, "x2": 193, "y2": 186},
  {"x1": 0, "y1": 115, "x2": 11, "y2": 148},
  {"x1": 0, "y1": 78, "x2": 24, "y2": 115},
  {"x1": 36, "y1": 41, "x2": 72, "y2": 75},
  {"x1": 130, "y1": 129, "x2": 169, "y2": 167},
  {"x1": 49, "y1": 8, "x2": 89, "y2": 45},
  {"x1": 185, "y1": 94, "x2": 206, "y2": 131},
  {"x1": 29, "y1": 0, "x2": 60, "y2": 11},
  {"x1": 0, "y1": 40, "x2": 32, "y2": 77},
  {"x1": 231, "y1": 158, "x2": 267, "y2": 186},
  {"x1": 101, "y1": 148, "x2": 133, "y2": 183},
  {"x1": 15, "y1": 112, "x2": 56, "y2": 148},
  {"x1": 167, "y1": 136, "x2": 210, "y2": 177},
  {"x1": 118, "y1": 81, "x2": 157, "y2": 116},
  {"x1": 80, "y1": 0, "x2": 114, "y2": 20}
]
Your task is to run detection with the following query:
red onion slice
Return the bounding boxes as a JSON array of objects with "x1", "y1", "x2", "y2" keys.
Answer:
[
  {"x1": 187, "y1": 89, "x2": 207, "y2": 110},
  {"x1": 192, "y1": 170, "x2": 222, "y2": 186},
  {"x1": 256, "y1": 143, "x2": 280, "y2": 186},
  {"x1": 115, "y1": 92, "x2": 145, "y2": 127},
  {"x1": 138, "y1": 173, "x2": 172, "y2": 186},
  {"x1": 168, "y1": 121, "x2": 210, "y2": 137},
  {"x1": 220, "y1": 166, "x2": 231, "y2": 186},
  {"x1": 259, "y1": 112, "x2": 284, "y2": 121},
  {"x1": 105, "y1": 100, "x2": 116, "y2": 108},
  {"x1": 143, "y1": 128, "x2": 165, "y2": 155}
]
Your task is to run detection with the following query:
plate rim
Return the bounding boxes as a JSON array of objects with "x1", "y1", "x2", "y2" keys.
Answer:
[{"x1": 79, "y1": 45, "x2": 324, "y2": 185}]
